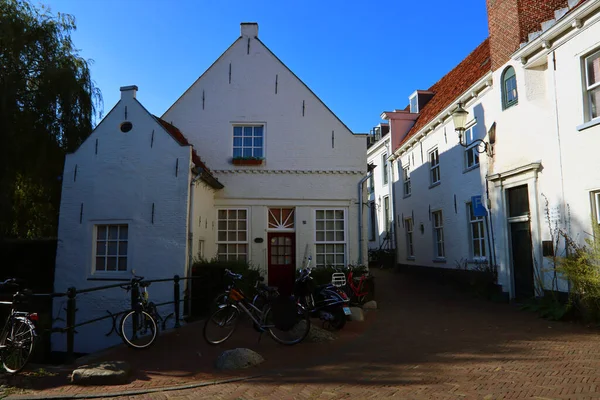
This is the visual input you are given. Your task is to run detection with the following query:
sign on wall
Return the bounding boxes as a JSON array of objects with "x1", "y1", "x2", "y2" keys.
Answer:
[{"x1": 471, "y1": 195, "x2": 488, "y2": 217}]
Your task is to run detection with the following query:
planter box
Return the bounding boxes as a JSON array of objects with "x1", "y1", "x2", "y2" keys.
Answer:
[{"x1": 232, "y1": 158, "x2": 263, "y2": 166}]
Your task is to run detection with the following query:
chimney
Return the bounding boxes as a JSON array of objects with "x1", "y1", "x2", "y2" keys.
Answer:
[
  {"x1": 240, "y1": 22, "x2": 258, "y2": 38},
  {"x1": 486, "y1": 0, "x2": 569, "y2": 70},
  {"x1": 120, "y1": 85, "x2": 138, "y2": 100}
]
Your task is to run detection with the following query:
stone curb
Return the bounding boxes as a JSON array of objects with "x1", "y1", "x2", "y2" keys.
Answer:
[{"x1": 4, "y1": 375, "x2": 261, "y2": 400}]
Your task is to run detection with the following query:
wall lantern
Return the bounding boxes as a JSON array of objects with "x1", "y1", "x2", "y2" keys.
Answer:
[{"x1": 452, "y1": 103, "x2": 491, "y2": 156}]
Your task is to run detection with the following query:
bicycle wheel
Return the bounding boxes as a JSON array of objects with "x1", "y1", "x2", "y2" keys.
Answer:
[
  {"x1": 266, "y1": 302, "x2": 310, "y2": 345},
  {"x1": 210, "y1": 291, "x2": 229, "y2": 314},
  {"x1": 120, "y1": 310, "x2": 157, "y2": 349},
  {"x1": 203, "y1": 305, "x2": 239, "y2": 345},
  {"x1": 0, "y1": 317, "x2": 36, "y2": 374}
]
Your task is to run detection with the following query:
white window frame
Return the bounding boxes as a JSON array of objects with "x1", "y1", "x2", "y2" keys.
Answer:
[
  {"x1": 403, "y1": 165, "x2": 411, "y2": 197},
  {"x1": 591, "y1": 191, "x2": 600, "y2": 224},
  {"x1": 382, "y1": 152, "x2": 389, "y2": 185},
  {"x1": 584, "y1": 50, "x2": 600, "y2": 122},
  {"x1": 383, "y1": 196, "x2": 390, "y2": 233},
  {"x1": 93, "y1": 224, "x2": 129, "y2": 273},
  {"x1": 502, "y1": 66, "x2": 518, "y2": 110},
  {"x1": 232, "y1": 124, "x2": 265, "y2": 159},
  {"x1": 314, "y1": 209, "x2": 347, "y2": 268},
  {"x1": 216, "y1": 208, "x2": 249, "y2": 261},
  {"x1": 464, "y1": 123, "x2": 480, "y2": 170},
  {"x1": 429, "y1": 148, "x2": 440, "y2": 186},
  {"x1": 468, "y1": 203, "x2": 487, "y2": 260},
  {"x1": 405, "y1": 218, "x2": 414, "y2": 259},
  {"x1": 432, "y1": 210, "x2": 445, "y2": 259}
]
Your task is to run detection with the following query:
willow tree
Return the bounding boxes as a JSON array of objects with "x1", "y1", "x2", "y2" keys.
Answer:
[{"x1": 0, "y1": 0, "x2": 102, "y2": 238}]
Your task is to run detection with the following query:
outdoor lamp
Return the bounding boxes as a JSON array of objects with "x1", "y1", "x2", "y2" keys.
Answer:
[{"x1": 451, "y1": 102, "x2": 490, "y2": 155}]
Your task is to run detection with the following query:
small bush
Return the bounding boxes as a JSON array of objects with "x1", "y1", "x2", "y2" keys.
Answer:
[{"x1": 188, "y1": 258, "x2": 261, "y2": 318}]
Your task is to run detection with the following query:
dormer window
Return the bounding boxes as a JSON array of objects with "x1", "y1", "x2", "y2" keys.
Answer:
[
  {"x1": 410, "y1": 95, "x2": 418, "y2": 113},
  {"x1": 502, "y1": 66, "x2": 518, "y2": 110}
]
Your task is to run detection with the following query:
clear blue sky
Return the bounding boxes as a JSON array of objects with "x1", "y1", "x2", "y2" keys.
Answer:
[{"x1": 41, "y1": 0, "x2": 489, "y2": 133}]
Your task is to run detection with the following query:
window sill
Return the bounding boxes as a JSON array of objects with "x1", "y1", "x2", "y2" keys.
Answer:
[
  {"x1": 87, "y1": 271, "x2": 131, "y2": 281},
  {"x1": 429, "y1": 182, "x2": 441, "y2": 189},
  {"x1": 463, "y1": 164, "x2": 480, "y2": 174},
  {"x1": 406, "y1": 256, "x2": 415, "y2": 261},
  {"x1": 576, "y1": 118, "x2": 600, "y2": 132},
  {"x1": 231, "y1": 158, "x2": 265, "y2": 166},
  {"x1": 502, "y1": 101, "x2": 518, "y2": 111},
  {"x1": 432, "y1": 257, "x2": 447, "y2": 264},
  {"x1": 403, "y1": 193, "x2": 411, "y2": 199}
]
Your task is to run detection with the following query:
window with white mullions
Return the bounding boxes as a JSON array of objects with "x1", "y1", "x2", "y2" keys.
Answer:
[
  {"x1": 429, "y1": 148, "x2": 440, "y2": 185},
  {"x1": 95, "y1": 224, "x2": 128, "y2": 272},
  {"x1": 502, "y1": 66, "x2": 518, "y2": 109},
  {"x1": 464, "y1": 123, "x2": 480, "y2": 169},
  {"x1": 403, "y1": 165, "x2": 411, "y2": 196},
  {"x1": 405, "y1": 218, "x2": 414, "y2": 258},
  {"x1": 217, "y1": 209, "x2": 248, "y2": 261},
  {"x1": 432, "y1": 210, "x2": 445, "y2": 258},
  {"x1": 315, "y1": 209, "x2": 346, "y2": 267},
  {"x1": 585, "y1": 50, "x2": 600, "y2": 121},
  {"x1": 233, "y1": 126, "x2": 264, "y2": 158},
  {"x1": 468, "y1": 203, "x2": 486, "y2": 259}
]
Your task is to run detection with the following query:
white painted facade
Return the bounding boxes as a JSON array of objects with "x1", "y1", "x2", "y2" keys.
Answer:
[
  {"x1": 52, "y1": 87, "x2": 208, "y2": 353},
  {"x1": 389, "y1": 1, "x2": 600, "y2": 299},
  {"x1": 53, "y1": 23, "x2": 368, "y2": 354},
  {"x1": 366, "y1": 127, "x2": 395, "y2": 252},
  {"x1": 163, "y1": 23, "x2": 368, "y2": 272}
]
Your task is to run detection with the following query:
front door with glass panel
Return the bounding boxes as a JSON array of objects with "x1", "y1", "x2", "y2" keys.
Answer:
[
  {"x1": 267, "y1": 208, "x2": 295, "y2": 296},
  {"x1": 268, "y1": 233, "x2": 295, "y2": 296}
]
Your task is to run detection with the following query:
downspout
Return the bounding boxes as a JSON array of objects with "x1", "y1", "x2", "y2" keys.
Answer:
[
  {"x1": 358, "y1": 167, "x2": 374, "y2": 265},
  {"x1": 389, "y1": 154, "x2": 399, "y2": 262},
  {"x1": 186, "y1": 169, "x2": 202, "y2": 317}
]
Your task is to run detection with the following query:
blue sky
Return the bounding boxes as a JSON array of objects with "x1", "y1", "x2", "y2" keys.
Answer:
[{"x1": 41, "y1": 0, "x2": 489, "y2": 133}]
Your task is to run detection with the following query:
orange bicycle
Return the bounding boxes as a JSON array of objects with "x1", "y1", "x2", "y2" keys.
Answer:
[{"x1": 338, "y1": 267, "x2": 374, "y2": 306}]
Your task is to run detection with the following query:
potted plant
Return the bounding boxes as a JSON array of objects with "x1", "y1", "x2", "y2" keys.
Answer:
[{"x1": 232, "y1": 156, "x2": 264, "y2": 166}]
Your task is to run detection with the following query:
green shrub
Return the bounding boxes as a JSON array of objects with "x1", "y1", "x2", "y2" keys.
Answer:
[{"x1": 188, "y1": 258, "x2": 261, "y2": 318}]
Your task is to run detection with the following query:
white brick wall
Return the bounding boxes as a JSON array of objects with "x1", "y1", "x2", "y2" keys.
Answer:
[{"x1": 52, "y1": 88, "x2": 197, "y2": 353}]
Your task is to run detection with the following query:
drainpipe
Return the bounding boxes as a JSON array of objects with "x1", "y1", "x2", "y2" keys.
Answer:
[
  {"x1": 186, "y1": 169, "x2": 202, "y2": 316},
  {"x1": 388, "y1": 153, "x2": 399, "y2": 261},
  {"x1": 358, "y1": 167, "x2": 375, "y2": 265}
]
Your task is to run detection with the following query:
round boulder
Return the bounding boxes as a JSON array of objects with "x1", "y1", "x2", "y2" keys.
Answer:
[{"x1": 215, "y1": 348, "x2": 264, "y2": 370}]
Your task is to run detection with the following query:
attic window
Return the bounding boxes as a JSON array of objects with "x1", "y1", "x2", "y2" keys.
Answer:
[
  {"x1": 120, "y1": 122, "x2": 133, "y2": 133},
  {"x1": 410, "y1": 95, "x2": 418, "y2": 113}
]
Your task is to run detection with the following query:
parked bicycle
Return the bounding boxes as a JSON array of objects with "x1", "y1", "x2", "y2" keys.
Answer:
[
  {"x1": 118, "y1": 275, "x2": 158, "y2": 349},
  {"x1": 336, "y1": 266, "x2": 374, "y2": 306},
  {"x1": 204, "y1": 269, "x2": 310, "y2": 346},
  {"x1": 0, "y1": 279, "x2": 38, "y2": 374}
]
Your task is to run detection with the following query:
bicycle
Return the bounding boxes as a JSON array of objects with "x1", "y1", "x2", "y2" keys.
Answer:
[
  {"x1": 204, "y1": 269, "x2": 310, "y2": 346},
  {"x1": 0, "y1": 278, "x2": 38, "y2": 374},
  {"x1": 118, "y1": 275, "x2": 158, "y2": 349}
]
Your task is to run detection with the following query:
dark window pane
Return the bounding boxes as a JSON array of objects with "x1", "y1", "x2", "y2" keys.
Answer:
[
  {"x1": 106, "y1": 257, "x2": 117, "y2": 271},
  {"x1": 507, "y1": 185, "x2": 529, "y2": 217},
  {"x1": 234, "y1": 127, "x2": 243, "y2": 136}
]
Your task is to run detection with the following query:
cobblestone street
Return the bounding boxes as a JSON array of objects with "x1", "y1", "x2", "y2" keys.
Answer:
[{"x1": 7, "y1": 268, "x2": 600, "y2": 399}]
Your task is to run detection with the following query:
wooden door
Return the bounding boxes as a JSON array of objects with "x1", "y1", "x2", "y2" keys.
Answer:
[{"x1": 268, "y1": 232, "x2": 296, "y2": 296}]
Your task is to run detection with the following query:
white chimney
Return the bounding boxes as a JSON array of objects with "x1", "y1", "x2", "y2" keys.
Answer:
[
  {"x1": 120, "y1": 85, "x2": 138, "y2": 100},
  {"x1": 240, "y1": 22, "x2": 258, "y2": 38}
]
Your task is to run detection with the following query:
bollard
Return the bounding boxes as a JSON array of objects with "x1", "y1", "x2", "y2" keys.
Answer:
[
  {"x1": 174, "y1": 275, "x2": 181, "y2": 328},
  {"x1": 66, "y1": 287, "x2": 77, "y2": 362}
]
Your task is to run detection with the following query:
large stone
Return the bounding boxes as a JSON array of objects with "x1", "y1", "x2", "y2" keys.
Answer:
[
  {"x1": 215, "y1": 348, "x2": 264, "y2": 370},
  {"x1": 363, "y1": 300, "x2": 378, "y2": 310},
  {"x1": 306, "y1": 325, "x2": 337, "y2": 342},
  {"x1": 71, "y1": 361, "x2": 132, "y2": 385},
  {"x1": 349, "y1": 307, "x2": 364, "y2": 322}
]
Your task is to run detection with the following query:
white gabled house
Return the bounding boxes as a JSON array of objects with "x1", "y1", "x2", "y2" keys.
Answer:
[
  {"x1": 387, "y1": 0, "x2": 600, "y2": 301},
  {"x1": 53, "y1": 22, "x2": 368, "y2": 354}
]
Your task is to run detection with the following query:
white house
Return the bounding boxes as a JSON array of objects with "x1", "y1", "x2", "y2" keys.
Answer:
[
  {"x1": 387, "y1": 0, "x2": 600, "y2": 301},
  {"x1": 52, "y1": 23, "x2": 368, "y2": 354},
  {"x1": 366, "y1": 123, "x2": 395, "y2": 253}
]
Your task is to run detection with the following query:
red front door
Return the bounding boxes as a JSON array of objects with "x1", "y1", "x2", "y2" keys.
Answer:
[{"x1": 267, "y1": 232, "x2": 296, "y2": 296}]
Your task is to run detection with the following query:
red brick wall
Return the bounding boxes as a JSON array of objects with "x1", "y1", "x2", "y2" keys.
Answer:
[{"x1": 487, "y1": 0, "x2": 570, "y2": 70}]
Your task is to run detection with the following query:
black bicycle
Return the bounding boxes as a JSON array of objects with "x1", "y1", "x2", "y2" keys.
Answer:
[
  {"x1": 0, "y1": 279, "x2": 38, "y2": 374},
  {"x1": 118, "y1": 275, "x2": 158, "y2": 349}
]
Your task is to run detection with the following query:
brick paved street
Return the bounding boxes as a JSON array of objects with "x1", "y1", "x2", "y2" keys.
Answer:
[{"x1": 6, "y1": 268, "x2": 600, "y2": 399}]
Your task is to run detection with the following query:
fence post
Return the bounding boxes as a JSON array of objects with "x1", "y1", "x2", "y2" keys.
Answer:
[
  {"x1": 173, "y1": 275, "x2": 181, "y2": 328},
  {"x1": 66, "y1": 287, "x2": 77, "y2": 362}
]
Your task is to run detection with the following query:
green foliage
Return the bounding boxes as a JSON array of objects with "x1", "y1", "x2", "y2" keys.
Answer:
[
  {"x1": 189, "y1": 258, "x2": 261, "y2": 317},
  {"x1": 555, "y1": 223, "x2": 600, "y2": 323},
  {"x1": 520, "y1": 294, "x2": 570, "y2": 321},
  {"x1": 368, "y1": 248, "x2": 395, "y2": 268},
  {"x1": 0, "y1": 0, "x2": 102, "y2": 238}
]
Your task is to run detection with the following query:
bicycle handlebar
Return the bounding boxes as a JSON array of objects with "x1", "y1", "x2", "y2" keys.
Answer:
[{"x1": 224, "y1": 269, "x2": 243, "y2": 280}]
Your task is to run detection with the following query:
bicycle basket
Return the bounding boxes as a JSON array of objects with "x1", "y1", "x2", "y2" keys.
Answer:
[
  {"x1": 229, "y1": 288, "x2": 244, "y2": 301},
  {"x1": 331, "y1": 272, "x2": 346, "y2": 287},
  {"x1": 270, "y1": 298, "x2": 298, "y2": 332}
]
